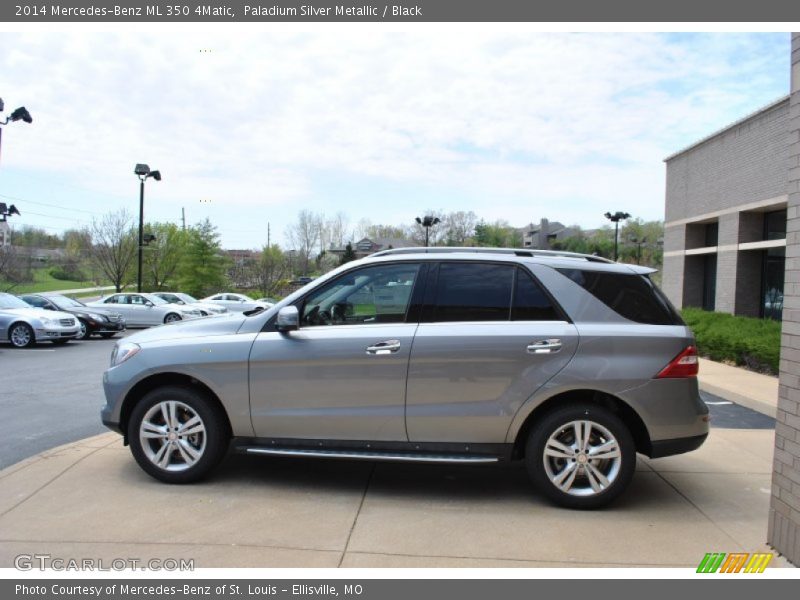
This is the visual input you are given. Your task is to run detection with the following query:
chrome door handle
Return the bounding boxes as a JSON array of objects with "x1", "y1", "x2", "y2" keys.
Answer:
[
  {"x1": 527, "y1": 339, "x2": 562, "y2": 354},
  {"x1": 366, "y1": 339, "x2": 401, "y2": 355}
]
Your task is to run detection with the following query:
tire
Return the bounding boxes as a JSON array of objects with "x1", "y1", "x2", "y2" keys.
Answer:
[
  {"x1": 75, "y1": 319, "x2": 89, "y2": 340},
  {"x1": 100, "y1": 332, "x2": 117, "y2": 339},
  {"x1": 164, "y1": 313, "x2": 182, "y2": 324},
  {"x1": 525, "y1": 403, "x2": 636, "y2": 509},
  {"x1": 8, "y1": 322, "x2": 35, "y2": 348},
  {"x1": 51, "y1": 339, "x2": 70, "y2": 345},
  {"x1": 127, "y1": 386, "x2": 229, "y2": 484}
]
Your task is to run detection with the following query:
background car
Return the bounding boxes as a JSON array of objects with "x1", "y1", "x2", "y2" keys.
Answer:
[
  {"x1": 255, "y1": 297, "x2": 277, "y2": 307},
  {"x1": 0, "y1": 292, "x2": 81, "y2": 348},
  {"x1": 200, "y1": 292, "x2": 268, "y2": 313},
  {"x1": 19, "y1": 293, "x2": 126, "y2": 340},
  {"x1": 86, "y1": 293, "x2": 202, "y2": 327},
  {"x1": 152, "y1": 292, "x2": 229, "y2": 316}
]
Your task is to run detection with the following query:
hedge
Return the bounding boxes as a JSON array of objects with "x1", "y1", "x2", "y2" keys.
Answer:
[{"x1": 681, "y1": 307, "x2": 781, "y2": 375}]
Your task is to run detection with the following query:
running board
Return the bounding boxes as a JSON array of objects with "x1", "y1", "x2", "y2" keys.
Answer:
[{"x1": 240, "y1": 446, "x2": 500, "y2": 464}]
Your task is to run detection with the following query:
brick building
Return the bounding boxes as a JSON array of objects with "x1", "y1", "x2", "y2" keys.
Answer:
[{"x1": 663, "y1": 34, "x2": 800, "y2": 565}]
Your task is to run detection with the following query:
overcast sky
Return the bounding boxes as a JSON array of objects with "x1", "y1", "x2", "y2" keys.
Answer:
[{"x1": 0, "y1": 31, "x2": 790, "y2": 249}]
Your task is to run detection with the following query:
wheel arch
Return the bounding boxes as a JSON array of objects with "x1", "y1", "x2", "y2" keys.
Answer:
[
  {"x1": 119, "y1": 372, "x2": 232, "y2": 445},
  {"x1": 509, "y1": 389, "x2": 652, "y2": 459},
  {"x1": 7, "y1": 320, "x2": 35, "y2": 346}
]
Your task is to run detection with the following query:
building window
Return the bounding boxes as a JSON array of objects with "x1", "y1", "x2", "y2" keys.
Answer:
[
  {"x1": 704, "y1": 222, "x2": 719, "y2": 247},
  {"x1": 762, "y1": 247, "x2": 785, "y2": 321},
  {"x1": 763, "y1": 209, "x2": 787, "y2": 241}
]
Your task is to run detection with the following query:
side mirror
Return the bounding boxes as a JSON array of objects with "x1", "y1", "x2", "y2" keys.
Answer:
[
  {"x1": 177, "y1": 300, "x2": 185, "y2": 305},
  {"x1": 45, "y1": 305, "x2": 56, "y2": 311},
  {"x1": 276, "y1": 306, "x2": 299, "y2": 332},
  {"x1": 145, "y1": 301, "x2": 154, "y2": 307}
]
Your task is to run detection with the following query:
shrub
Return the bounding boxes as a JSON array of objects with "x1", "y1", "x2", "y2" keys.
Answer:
[
  {"x1": 49, "y1": 266, "x2": 87, "y2": 281},
  {"x1": 681, "y1": 307, "x2": 781, "y2": 375}
]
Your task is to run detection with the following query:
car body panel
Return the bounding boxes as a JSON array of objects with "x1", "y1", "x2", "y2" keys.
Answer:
[
  {"x1": 249, "y1": 323, "x2": 417, "y2": 441},
  {"x1": 201, "y1": 293, "x2": 266, "y2": 313},
  {"x1": 153, "y1": 292, "x2": 228, "y2": 316}
]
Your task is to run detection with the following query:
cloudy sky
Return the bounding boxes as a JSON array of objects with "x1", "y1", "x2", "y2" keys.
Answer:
[{"x1": 0, "y1": 31, "x2": 790, "y2": 249}]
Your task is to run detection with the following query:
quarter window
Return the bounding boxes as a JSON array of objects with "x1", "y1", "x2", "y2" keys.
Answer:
[{"x1": 512, "y1": 270, "x2": 561, "y2": 321}]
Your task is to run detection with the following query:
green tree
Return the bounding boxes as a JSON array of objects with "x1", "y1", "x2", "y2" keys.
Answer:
[
  {"x1": 178, "y1": 219, "x2": 228, "y2": 297},
  {"x1": 251, "y1": 244, "x2": 287, "y2": 298},
  {"x1": 143, "y1": 222, "x2": 188, "y2": 291},
  {"x1": 339, "y1": 242, "x2": 357, "y2": 265}
]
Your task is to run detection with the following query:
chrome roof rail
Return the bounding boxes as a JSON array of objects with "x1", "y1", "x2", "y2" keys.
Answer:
[{"x1": 370, "y1": 246, "x2": 614, "y2": 264}]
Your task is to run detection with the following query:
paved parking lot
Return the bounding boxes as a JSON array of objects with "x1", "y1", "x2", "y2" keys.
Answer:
[{"x1": 0, "y1": 331, "x2": 131, "y2": 469}]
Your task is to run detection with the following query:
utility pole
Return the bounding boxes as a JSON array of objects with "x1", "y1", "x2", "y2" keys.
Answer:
[
  {"x1": 181, "y1": 207, "x2": 186, "y2": 231},
  {"x1": 267, "y1": 222, "x2": 270, "y2": 247}
]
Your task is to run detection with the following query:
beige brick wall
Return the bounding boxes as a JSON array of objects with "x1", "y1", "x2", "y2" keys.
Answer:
[{"x1": 768, "y1": 32, "x2": 800, "y2": 566}]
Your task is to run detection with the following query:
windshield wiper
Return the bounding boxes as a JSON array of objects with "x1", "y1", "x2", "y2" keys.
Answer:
[{"x1": 243, "y1": 306, "x2": 267, "y2": 317}]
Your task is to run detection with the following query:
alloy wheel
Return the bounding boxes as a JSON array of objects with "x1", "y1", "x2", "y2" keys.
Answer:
[{"x1": 139, "y1": 400, "x2": 207, "y2": 472}]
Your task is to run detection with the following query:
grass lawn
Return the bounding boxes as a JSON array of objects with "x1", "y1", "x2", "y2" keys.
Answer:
[{"x1": 3, "y1": 268, "x2": 109, "y2": 294}]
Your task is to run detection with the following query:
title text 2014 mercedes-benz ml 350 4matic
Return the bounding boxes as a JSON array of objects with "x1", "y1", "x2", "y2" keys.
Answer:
[{"x1": 101, "y1": 248, "x2": 708, "y2": 509}]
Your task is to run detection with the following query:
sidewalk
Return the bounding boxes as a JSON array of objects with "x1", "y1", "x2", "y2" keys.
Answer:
[{"x1": 699, "y1": 358, "x2": 780, "y2": 418}]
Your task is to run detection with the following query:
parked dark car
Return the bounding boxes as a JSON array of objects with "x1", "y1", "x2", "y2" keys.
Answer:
[{"x1": 20, "y1": 293, "x2": 126, "y2": 340}]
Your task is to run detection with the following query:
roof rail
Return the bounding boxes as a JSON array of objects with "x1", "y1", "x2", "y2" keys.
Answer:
[{"x1": 370, "y1": 246, "x2": 614, "y2": 263}]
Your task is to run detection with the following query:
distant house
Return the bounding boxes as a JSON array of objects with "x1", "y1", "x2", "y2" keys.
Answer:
[
  {"x1": 329, "y1": 237, "x2": 416, "y2": 259},
  {"x1": 522, "y1": 219, "x2": 583, "y2": 249}
]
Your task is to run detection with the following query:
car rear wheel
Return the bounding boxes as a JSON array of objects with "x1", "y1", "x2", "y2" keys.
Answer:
[
  {"x1": 525, "y1": 403, "x2": 635, "y2": 509},
  {"x1": 8, "y1": 323, "x2": 35, "y2": 348},
  {"x1": 128, "y1": 386, "x2": 229, "y2": 483},
  {"x1": 163, "y1": 313, "x2": 181, "y2": 324}
]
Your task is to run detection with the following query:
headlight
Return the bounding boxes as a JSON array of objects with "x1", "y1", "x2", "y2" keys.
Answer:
[
  {"x1": 110, "y1": 342, "x2": 140, "y2": 367},
  {"x1": 39, "y1": 317, "x2": 55, "y2": 326},
  {"x1": 87, "y1": 313, "x2": 108, "y2": 323}
]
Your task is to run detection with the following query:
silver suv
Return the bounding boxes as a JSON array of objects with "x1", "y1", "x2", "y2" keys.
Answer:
[{"x1": 101, "y1": 248, "x2": 709, "y2": 509}]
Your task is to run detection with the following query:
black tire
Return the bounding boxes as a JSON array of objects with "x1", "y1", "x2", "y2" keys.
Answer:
[
  {"x1": 99, "y1": 332, "x2": 117, "y2": 339},
  {"x1": 51, "y1": 338, "x2": 70, "y2": 345},
  {"x1": 8, "y1": 322, "x2": 35, "y2": 348},
  {"x1": 127, "y1": 386, "x2": 229, "y2": 484},
  {"x1": 164, "y1": 313, "x2": 182, "y2": 324},
  {"x1": 525, "y1": 403, "x2": 636, "y2": 509},
  {"x1": 75, "y1": 319, "x2": 89, "y2": 340}
]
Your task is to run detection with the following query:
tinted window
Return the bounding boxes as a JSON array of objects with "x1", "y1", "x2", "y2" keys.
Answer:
[
  {"x1": 512, "y1": 270, "x2": 561, "y2": 321},
  {"x1": 556, "y1": 268, "x2": 682, "y2": 325},
  {"x1": 301, "y1": 263, "x2": 421, "y2": 326},
  {"x1": 433, "y1": 263, "x2": 514, "y2": 322},
  {"x1": 22, "y1": 296, "x2": 48, "y2": 308}
]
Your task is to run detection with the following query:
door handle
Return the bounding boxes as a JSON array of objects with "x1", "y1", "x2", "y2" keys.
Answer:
[
  {"x1": 366, "y1": 340, "x2": 401, "y2": 355},
  {"x1": 527, "y1": 339, "x2": 562, "y2": 354}
]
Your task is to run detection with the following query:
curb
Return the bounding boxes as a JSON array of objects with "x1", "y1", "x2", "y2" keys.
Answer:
[{"x1": 699, "y1": 381, "x2": 778, "y2": 419}]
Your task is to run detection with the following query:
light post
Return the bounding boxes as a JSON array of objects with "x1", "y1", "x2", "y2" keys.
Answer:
[
  {"x1": 415, "y1": 215, "x2": 440, "y2": 247},
  {"x1": 604, "y1": 211, "x2": 631, "y2": 262},
  {"x1": 0, "y1": 98, "x2": 32, "y2": 166},
  {"x1": 629, "y1": 236, "x2": 646, "y2": 265},
  {"x1": 134, "y1": 164, "x2": 161, "y2": 292}
]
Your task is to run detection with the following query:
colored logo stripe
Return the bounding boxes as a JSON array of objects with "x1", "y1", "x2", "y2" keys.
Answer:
[{"x1": 696, "y1": 552, "x2": 773, "y2": 573}]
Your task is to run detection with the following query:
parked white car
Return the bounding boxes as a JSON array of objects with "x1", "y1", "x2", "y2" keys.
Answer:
[
  {"x1": 0, "y1": 292, "x2": 81, "y2": 348},
  {"x1": 86, "y1": 293, "x2": 203, "y2": 327},
  {"x1": 200, "y1": 292, "x2": 268, "y2": 313},
  {"x1": 153, "y1": 292, "x2": 229, "y2": 316}
]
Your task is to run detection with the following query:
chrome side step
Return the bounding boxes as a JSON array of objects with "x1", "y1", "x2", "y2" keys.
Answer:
[{"x1": 241, "y1": 447, "x2": 499, "y2": 464}]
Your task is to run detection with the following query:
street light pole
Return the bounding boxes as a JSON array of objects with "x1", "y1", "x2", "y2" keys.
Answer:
[
  {"x1": 604, "y1": 211, "x2": 631, "y2": 262},
  {"x1": 134, "y1": 164, "x2": 161, "y2": 292},
  {"x1": 415, "y1": 215, "x2": 441, "y2": 247}
]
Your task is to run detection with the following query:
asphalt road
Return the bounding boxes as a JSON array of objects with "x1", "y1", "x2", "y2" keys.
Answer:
[
  {"x1": 0, "y1": 331, "x2": 132, "y2": 469},
  {"x1": 0, "y1": 331, "x2": 777, "y2": 470}
]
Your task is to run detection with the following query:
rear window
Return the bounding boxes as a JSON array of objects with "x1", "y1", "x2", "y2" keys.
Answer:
[{"x1": 556, "y1": 268, "x2": 683, "y2": 325}]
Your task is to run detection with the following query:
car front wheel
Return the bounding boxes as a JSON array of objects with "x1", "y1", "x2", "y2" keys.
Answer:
[
  {"x1": 164, "y1": 313, "x2": 182, "y2": 324},
  {"x1": 75, "y1": 319, "x2": 89, "y2": 340},
  {"x1": 128, "y1": 386, "x2": 229, "y2": 484},
  {"x1": 525, "y1": 403, "x2": 636, "y2": 509},
  {"x1": 9, "y1": 323, "x2": 35, "y2": 348}
]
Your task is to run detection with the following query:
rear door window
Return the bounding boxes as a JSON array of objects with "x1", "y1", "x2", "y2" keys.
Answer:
[
  {"x1": 512, "y1": 269, "x2": 561, "y2": 321},
  {"x1": 432, "y1": 263, "x2": 514, "y2": 322}
]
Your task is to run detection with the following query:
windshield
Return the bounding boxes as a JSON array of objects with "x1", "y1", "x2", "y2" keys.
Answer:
[
  {"x1": 177, "y1": 293, "x2": 198, "y2": 303},
  {"x1": 50, "y1": 295, "x2": 86, "y2": 309},
  {"x1": 146, "y1": 295, "x2": 168, "y2": 306},
  {"x1": 0, "y1": 294, "x2": 32, "y2": 310}
]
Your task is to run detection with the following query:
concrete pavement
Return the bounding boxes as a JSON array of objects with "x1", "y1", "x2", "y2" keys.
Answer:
[{"x1": 0, "y1": 358, "x2": 793, "y2": 569}]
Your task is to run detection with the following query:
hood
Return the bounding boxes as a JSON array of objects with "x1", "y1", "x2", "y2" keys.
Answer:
[
  {"x1": 0, "y1": 307, "x2": 75, "y2": 321},
  {"x1": 124, "y1": 312, "x2": 246, "y2": 344}
]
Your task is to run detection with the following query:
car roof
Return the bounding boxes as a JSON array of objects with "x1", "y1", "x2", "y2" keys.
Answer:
[{"x1": 364, "y1": 247, "x2": 656, "y2": 275}]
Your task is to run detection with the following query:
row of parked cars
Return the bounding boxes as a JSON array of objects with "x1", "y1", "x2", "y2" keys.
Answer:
[{"x1": 0, "y1": 291, "x2": 276, "y2": 348}]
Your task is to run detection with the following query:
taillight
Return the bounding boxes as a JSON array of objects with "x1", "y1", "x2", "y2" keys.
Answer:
[{"x1": 656, "y1": 345, "x2": 699, "y2": 378}]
